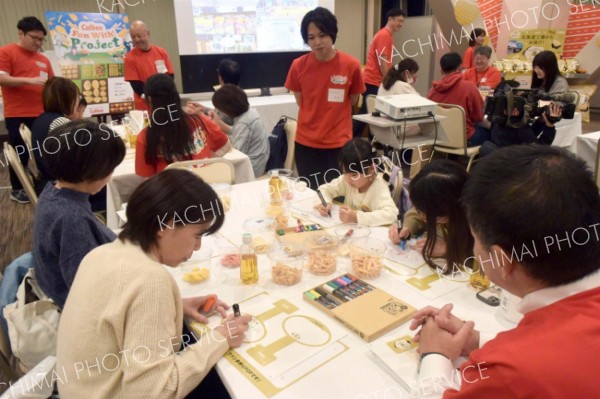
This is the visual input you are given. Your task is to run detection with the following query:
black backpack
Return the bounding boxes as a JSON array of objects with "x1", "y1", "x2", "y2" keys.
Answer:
[{"x1": 265, "y1": 117, "x2": 288, "y2": 170}]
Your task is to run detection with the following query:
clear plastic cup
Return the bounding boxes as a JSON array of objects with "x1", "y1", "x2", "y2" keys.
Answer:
[
  {"x1": 211, "y1": 183, "x2": 232, "y2": 212},
  {"x1": 349, "y1": 237, "x2": 386, "y2": 279},
  {"x1": 334, "y1": 224, "x2": 371, "y2": 257},
  {"x1": 215, "y1": 235, "x2": 240, "y2": 268},
  {"x1": 268, "y1": 242, "x2": 305, "y2": 286},
  {"x1": 181, "y1": 247, "x2": 213, "y2": 284},
  {"x1": 243, "y1": 217, "x2": 276, "y2": 255},
  {"x1": 305, "y1": 233, "x2": 338, "y2": 276}
]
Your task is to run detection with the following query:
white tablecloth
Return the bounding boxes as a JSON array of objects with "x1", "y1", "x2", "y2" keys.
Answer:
[
  {"x1": 106, "y1": 148, "x2": 255, "y2": 229},
  {"x1": 199, "y1": 94, "x2": 299, "y2": 132},
  {"x1": 552, "y1": 112, "x2": 582, "y2": 152},
  {"x1": 167, "y1": 180, "x2": 512, "y2": 399},
  {"x1": 576, "y1": 131, "x2": 600, "y2": 171}
]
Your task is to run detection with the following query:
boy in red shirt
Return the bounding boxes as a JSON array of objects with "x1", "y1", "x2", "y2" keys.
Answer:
[
  {"x1": 0, "y1": 16, "x2": 54, "y2": 203},
  {"x1": 428, "y1": 52, "x2": 484, "y2": 147}
]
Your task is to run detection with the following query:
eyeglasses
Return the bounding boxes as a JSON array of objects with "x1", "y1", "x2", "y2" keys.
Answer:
[
  {"x1": 26, "y1": 33, "x2": 46, "y2": 43},
  {"x1": 474, "y1": 57, "x2": 489, "y2": 62}
]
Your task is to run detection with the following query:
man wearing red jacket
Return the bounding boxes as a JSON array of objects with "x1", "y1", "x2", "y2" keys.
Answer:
[
  {"x1": 412, "y1": 144, "x2": 600, "y2": 398},
  {"x1": 428, "y1": 52, "x2": 484, "y2": 147}
]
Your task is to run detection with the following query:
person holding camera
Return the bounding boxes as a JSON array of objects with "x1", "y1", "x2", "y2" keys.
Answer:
[{"x1": 484, "y1": 98, "x2": 563, "y2": 154}]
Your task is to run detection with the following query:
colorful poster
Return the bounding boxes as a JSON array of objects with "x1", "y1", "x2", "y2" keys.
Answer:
[
  {"x1": 506, "y1": 29, "x2": 566, "y2": 61},
  {"x1": 45, "y1": 11, "x2": 134, "y2": 115}
]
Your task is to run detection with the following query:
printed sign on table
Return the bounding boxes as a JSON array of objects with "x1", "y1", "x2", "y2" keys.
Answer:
[
  {"x1": 506, "y1": 29, "x2": 566, "y2": 61},
  {"x1": 45, "y1": 11, "x2": 134, "y2": 115}
]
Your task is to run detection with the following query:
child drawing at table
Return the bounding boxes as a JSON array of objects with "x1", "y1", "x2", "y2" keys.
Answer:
[
  {"x1": 388, "y1": 159, "x2": 472, "y2": 273},
  {"x1": 316, "y1": 138, "x2": 398, "y2": 226}
]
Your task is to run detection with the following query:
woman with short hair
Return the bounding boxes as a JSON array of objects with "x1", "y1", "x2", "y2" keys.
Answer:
[
  {"x1": 210, "y1": 84, "x2": 269, "y2": 177},
  {"x1": 57, "y1": 168, "x2": 252, "y2": 398}
]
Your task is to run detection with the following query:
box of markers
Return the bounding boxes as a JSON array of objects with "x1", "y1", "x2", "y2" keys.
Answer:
[{"x1": 303, "y1": 273, "x2": 416, "y2": 342}]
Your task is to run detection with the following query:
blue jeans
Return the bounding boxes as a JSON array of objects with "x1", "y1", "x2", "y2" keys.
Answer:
[{"x1": 467, "y1": 125, "x2": 491, "y2": 147}]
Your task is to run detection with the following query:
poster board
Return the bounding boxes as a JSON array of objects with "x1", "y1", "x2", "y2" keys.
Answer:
[
  {"x1": 506, "y1": 29, "x2": 566, "y2": 61},
  {"x1": 44, "y1": 11, "x2": 134, "y2": 116}
]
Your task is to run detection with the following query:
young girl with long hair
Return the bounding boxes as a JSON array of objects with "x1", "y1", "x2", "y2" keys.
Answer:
[
  {"x1": 389, "y1": 160, "x2": 472, "y2": 273},
  {"x1": 135, "y1": 74, "x2": 231, "y2": 177}
]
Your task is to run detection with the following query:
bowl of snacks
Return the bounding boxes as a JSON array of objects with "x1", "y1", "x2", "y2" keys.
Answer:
[
  {"x1": 334, "y1": 224, "x2": 371, "y2": 256},
  {"x1": 262, "y1": 200, "x2": 290, "y2": 230},
  {"x1": 304, "y1": 233, "x2": 338, "y2": 276},
  {"x1": 349, "y1": 237, "x2": 386, "y2": 279},
  {"x1": 181, "y1": 247, "x2": 212, "y2": 284},
  {"x1": 215, "y1": 235, "x2": 240, "y2": 268},
  {"x1": 268, "y1": 242, "x2": 305, "y2": 286},
  {"x1": 243, "y1": 217, "x2": 276, "y2": 254},
  {"x1": 211, "y1": 183, "x2": 232, "y2": 212}
]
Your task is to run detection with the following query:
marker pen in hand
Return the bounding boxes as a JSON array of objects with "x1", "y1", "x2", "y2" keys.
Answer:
[
  {"x1": 233, "y1": 303, "x2": 241, "y2": 317},
  {"x1": 317, "y1": 189, "x2": 331, "y2": 217}
]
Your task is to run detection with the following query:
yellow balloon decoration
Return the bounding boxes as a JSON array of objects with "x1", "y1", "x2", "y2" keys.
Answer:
[{"x1": 454, "y1": 0, "x2": 480, "y2": 26}]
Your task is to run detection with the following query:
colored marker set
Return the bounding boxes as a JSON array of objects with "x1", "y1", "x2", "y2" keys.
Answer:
[
  {"x1": 304, "y1": 274, "x2": 374, "y2": 309},
  {"x1": 276, "y1": 223, "x2": 322, "y2": 236},
  {"x1": 303, "y1": 273, "x2": 417, "y2": 342}
]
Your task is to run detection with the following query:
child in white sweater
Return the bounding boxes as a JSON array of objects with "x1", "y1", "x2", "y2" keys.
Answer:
[{"x1": 317, "y1": 138, "x2": 398, "y2": 226}]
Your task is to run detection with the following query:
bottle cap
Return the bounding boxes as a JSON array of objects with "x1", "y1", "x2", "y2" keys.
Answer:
[
  {"x1": 242, "y1": 233, "x2": 252, "y2": 244},
  {"x1": 271, "y1": 170, "x2": 279, "y2": 177}
]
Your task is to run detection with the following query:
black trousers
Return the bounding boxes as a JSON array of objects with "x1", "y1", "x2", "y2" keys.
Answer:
[
  {"x1": 294, "y1": 142, "x2": 342, "y2": 190},
  {"x1": 352, "y1": 83, "x2": 379, "y2": 138},
  {"x1": 5, "y1": 117, "x2": 36, "y2": 190}
]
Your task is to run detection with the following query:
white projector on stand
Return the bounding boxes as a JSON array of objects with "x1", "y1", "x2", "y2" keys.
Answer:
[{"x1": 375, "y1": 94, "x2": 437, "y2": 120}]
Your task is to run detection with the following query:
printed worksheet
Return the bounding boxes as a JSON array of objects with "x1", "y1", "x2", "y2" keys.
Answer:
[
  {"x1": 290, "y1": 197, "x2": 343, "y2": 229},
  {"x1": 189, "y1": 292, "x2": 348, "y2": 397},
  {"x1": 390, "y1": 265, "x2": 470, "y2": 300}
]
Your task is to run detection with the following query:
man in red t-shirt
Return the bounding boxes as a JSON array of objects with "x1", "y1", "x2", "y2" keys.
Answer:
[
  {"x1": 0, "y1": 16, "x2": 55, "y2": 203},
  {"x1": 463, "y1": 46, "x2": 501, "y2": 90},
  {"x1": 353, "y1": 8, "x2": 404, "y2": 137},
  {"x1": 124, "y1": 20, "x2": 174, "y2": 111}
]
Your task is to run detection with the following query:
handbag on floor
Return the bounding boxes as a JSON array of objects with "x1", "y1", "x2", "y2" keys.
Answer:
[{"x1": 3, "y1": 269, "x2": 61, "y2": 372}]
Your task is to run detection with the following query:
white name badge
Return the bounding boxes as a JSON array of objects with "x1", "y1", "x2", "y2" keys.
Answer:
[
  {"x1": 481, "y1": 77, "x2": 487, "y2": 83},
  {"x1": 39, "y1": 71, "x2": 48, "y2": 81},
  {"x1": 328, "y1": 88, "x2": 345, "y2": 103},
  {"x1": 155, "y1": 60, "x2": 167, "y2": 74}
]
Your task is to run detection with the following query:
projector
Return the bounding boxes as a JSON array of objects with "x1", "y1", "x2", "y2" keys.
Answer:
[{"x1": 375, "y1": 94, "x2": 437, "y2": 120}]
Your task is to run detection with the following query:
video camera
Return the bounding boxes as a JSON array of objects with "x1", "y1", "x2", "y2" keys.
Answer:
[{"x1": 484, "y1": 86, "x2": 578, "y2": 129}]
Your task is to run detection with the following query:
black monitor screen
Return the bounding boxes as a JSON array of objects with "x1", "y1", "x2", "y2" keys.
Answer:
[{"x1": 180, "y1": 52, "x2": 308, "y2": 93}]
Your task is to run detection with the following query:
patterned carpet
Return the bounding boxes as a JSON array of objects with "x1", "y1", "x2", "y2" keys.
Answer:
[{"x1": 0, "y1": 162, "x2": 34, "y2": 274}]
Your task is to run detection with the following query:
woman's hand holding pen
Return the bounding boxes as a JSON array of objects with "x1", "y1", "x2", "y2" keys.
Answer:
[{"x1": 214, "y1": 313, "x2": 252, "y2": 348}]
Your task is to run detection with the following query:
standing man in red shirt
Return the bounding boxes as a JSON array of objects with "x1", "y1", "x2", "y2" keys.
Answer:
[
  {"x1": 124, "y1": 20, "x2": 174, "y2": 111},
  {"x1": 353, "y1": 8, "x2": 405, "y2": 137},
  {"x1": 0, "y1": 16, "x2": 55, "y2": 203}
]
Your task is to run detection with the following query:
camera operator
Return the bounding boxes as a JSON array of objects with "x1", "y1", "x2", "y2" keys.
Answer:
[{"x1": 488, "y1": 101, "x2": 562, "y2": 148}]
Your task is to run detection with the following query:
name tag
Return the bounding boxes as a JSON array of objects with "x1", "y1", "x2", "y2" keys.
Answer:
[
  {"x1": 155, "y1": 60, "x2": 167, "y2": 74},
  {"x1": 327, "y1": 88, "x2": 345, "y2": 103},
  {"x1": 39, "y1": 71, "x2": 48, "y2": 81},
  {"x1": 481, "y1": 77, "x2": 487, "y2": 83}
]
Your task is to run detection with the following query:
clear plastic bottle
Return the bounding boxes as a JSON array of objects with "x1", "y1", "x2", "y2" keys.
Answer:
[
  {"x1": 240, "y1": 233, "x2": 259, "y2": 284},
  {"x1": 269, "y1": 170, "x2": 283, "y2": 204}
]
